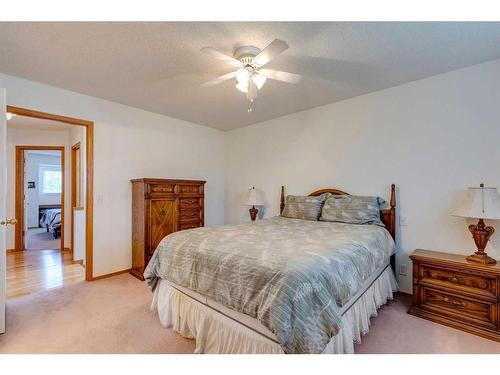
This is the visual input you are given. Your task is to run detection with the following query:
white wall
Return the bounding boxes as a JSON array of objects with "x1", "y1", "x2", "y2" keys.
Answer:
[
  {"x1": 1, "y1": 73, "x2": 225, "y2": 277},
  {"x1": 73, "y1": 209, "x2": 85, "y2": 263},
  {"x1": 225, "y1": 58, "x2": 500, "y2": 294},
  {"x1": 4, "y1": 58, "x2": 499, "y2": 289},
  {"x1": 25, "y1": 152, "x2": 62, "y2": 228},
  {"x1": 6, "y1": 128, "x2": 71, "y2": 248}
]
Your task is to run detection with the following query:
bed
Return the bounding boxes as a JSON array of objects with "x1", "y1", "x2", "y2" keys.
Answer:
[
  {"x1": 145, "y1": 184, "x2": 398, "y2": 354},
  {"x1": 39, "y1": 208, "x2": 62, "y2": 239}
]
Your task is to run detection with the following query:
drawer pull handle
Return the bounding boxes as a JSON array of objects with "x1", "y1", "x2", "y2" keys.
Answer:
[
  {"x1": 443, "y1": 297, "x2": 466, "y2": 307},
  {"x1": 450, "y1": 276, "x2": 459, "y2": 283}
]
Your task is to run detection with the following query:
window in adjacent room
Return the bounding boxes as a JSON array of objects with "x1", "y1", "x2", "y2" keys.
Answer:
[{"x1": 40, "y1": 164, "x2": 62, "y2": 194}]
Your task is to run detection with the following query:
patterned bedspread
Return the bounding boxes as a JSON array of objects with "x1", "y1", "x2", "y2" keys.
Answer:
[{"x1": 144, "y1": 216, "x2": 395, "y2": 353}]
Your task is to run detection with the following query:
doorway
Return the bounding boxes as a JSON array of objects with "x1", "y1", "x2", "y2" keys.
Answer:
[
  {"x1": 6, "y1": 106, "x2": 94, "y2": 282},
  {"x1": 15, "y1": 146, "x2": 65, "y2": 252}
]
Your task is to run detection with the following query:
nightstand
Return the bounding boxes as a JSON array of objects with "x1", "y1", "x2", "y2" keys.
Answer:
[{"x1": 408, "y1": 249, "x2": 500, "y2": 342}]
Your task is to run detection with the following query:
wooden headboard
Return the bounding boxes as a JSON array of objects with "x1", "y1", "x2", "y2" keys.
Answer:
[{"x1": 280, "y1": 184, "x2": 397, "y2": 271}]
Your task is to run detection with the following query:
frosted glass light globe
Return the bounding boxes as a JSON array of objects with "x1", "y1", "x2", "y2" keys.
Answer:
[
  {"x1": 235, "y1": 81, "x2": 248, "y2": 93},
  {"x1": 235, "y1": 68, "x2": 250, "y2": 84},
  {"x1": 252, "y1": 74, "x2": 267, "y2": 89}
]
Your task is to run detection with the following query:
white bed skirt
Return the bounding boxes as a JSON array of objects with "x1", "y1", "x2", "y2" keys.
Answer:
[{"x1": 151, "y1": 266, "x2": 398, "y2": 354}]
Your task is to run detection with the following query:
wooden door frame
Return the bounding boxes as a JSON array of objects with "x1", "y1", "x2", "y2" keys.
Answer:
[
  {"x1": 7, "y1": 106, "x2": 94, "y2": 281},
  {"x1": 15, "y1": 145, "x2": 65, "y2": 253},
  {"x1": 70, "y1": 142, "x2": 81, "y2": 255}
]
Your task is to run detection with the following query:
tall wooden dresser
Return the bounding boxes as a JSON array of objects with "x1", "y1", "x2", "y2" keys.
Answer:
[{"x1": 130, "y1": 178, "x2": 206, "y2": 280}]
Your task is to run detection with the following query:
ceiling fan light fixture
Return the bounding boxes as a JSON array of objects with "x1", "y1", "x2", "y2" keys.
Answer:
[
  {"x1": 252, "y1": 74, "x2": 267, "y2": 90},
  {"x1": 201, "y1": 40, "x2": 301, "y2": 112},
  {"x1": 235, "y1": 68, "x2": 250, "y2": 84},
  {"x1": 235, "y1": 81, "x2": 248, "y2": 93},
  {"x1": 6, "y1": 112, "x2": 16, "y2": 121}
]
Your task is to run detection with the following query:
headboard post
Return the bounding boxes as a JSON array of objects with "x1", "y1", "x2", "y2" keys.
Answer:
[
  {"x1": 387, "y1": 183, "x2": 396, "y2": 240},
  {"x1": 390, "y1": 183, "x2": 396, "y2": 209},
  {"x1": 387, "y1": 184, "x2": 396, "y2": 272},
  {"x1": 280, "y1": 186, "x2": 285, "y2": 214}
]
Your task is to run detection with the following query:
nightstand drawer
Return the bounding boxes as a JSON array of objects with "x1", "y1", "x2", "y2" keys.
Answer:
[
  {"x1": 420, "y1": 287, "x2": 497, "y2": 330},
  {"x1": 421, "y1": 265, "x2": 496, "y2": 299}
]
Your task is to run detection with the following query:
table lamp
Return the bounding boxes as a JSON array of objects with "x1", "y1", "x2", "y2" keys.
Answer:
[
  {"x1": 246, "y1": 187, "x2": 264, "y2": 221},
  {"x1": 452, "y1": 183, "x2": 500, "y2": 265}
]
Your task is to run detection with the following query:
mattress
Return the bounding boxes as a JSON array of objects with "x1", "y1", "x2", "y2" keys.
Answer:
[{"x1": 166, "y1": 258, "x2": 392, "y2": 344}]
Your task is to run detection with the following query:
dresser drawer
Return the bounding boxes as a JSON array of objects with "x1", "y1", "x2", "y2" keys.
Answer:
[
  {"x1": 179, "y1": 198, "x2": 201, "y2": 209},
  {"x1": 179, "y1": 209, "x2": 201, "y2": 222},
  {"x1": 180, "y1": 222, "x2": 200, "y2": 231},
  {"x1": 149, "y1": 183, "x2": 177, "y2": 195},
  {"x1": 180, "y1": 184, "x2": 203, "y2": 196},
  {"x1": 420, "y1": 287, "x2": 497, "y2": 330},
  {"x1": 420, "y1": 265, "x2": 496, "y2": 299}
]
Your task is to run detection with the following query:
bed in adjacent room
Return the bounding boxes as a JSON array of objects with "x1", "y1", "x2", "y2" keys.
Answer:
[
  {"x1": 39, "y1": 208, "x2": 62, "y2": 239},
  {"x1": 145, "y1": 184, "x2": 398, "y2": 354}
]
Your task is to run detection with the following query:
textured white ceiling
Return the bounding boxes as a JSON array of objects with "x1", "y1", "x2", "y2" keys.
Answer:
[{"x1": 1, "y1": 22, "x2": 500, "y2": 131}]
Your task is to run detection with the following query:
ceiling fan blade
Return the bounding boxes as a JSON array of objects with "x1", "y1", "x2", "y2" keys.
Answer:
[
  {"x1": 259, "y1": 69, "x2": 302, "y2": 84},
  {"x1": 253, "y1": 39, "x2": 289, "y2": 66},
  {"x1": 201, "y1": 71, "x2": 236, "y2": 87},
  {"x1": 200, "y1": 47, "x2": 242, "y2": 67},
  {"x1": 246, "y1": 80, "x2": 258, "y2": 100}
]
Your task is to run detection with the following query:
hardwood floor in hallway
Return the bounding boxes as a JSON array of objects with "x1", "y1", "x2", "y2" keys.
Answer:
[{"x1": 7, "y1": 249, "x2": 85, "y2": 300}]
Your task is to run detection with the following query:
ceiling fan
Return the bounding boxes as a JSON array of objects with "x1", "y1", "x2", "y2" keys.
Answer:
[{"x1": 201, "y1": 39, "x2": 302, "y2": 112}]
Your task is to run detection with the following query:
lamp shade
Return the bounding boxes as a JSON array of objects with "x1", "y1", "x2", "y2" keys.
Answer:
[
  {"x1": 246, "y1": 187, "x2": 265, "y2": 206},
  {"x1": 451, "y1": 185, "x2": 500, "y2": 220}
]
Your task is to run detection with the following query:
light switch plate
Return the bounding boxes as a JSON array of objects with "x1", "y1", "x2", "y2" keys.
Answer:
[{"x1": 398, "y1": 264, "x2": 408, "y2": 276}]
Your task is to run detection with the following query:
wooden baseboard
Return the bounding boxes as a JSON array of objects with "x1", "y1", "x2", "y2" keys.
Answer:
[
  {"x1": 129, "y1": 268, "x2": 145, "y2": 281},
  {"x1": 91, "y1": 269, "x2": 131, "y2": 281},
  {"x1": 8, "y1": 247, "x2": 74, "y2": 253},
  {"x1": 396, "y1": 291, "x2": 412, "y2": 297}
]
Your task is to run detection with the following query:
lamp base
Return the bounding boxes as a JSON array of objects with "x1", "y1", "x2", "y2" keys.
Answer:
[
  {"x1": 249, "y1": 206, "x2": 258, "y2": 221},
  {"x1": 466, "y1": 252, "x2": 497, "y2": 265},
  {"x1": 466, "y1": 219, "x2": 497, "y2": 265}
]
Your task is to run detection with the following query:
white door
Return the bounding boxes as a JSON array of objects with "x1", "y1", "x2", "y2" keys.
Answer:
[{"x1": 0, "y1": 89, "x2": 7, "y2": 333}]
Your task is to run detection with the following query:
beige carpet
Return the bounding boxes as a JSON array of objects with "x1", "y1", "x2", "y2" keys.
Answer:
[
  {"x1": 0, "y1": 274, "x2": 195, "y2": 353},
  {"x1": 1, "y1": 273, "x2": 499, "y2": 354},
  {"x1": 355, "y1": 294, "x2": 500, "y2": 354}
]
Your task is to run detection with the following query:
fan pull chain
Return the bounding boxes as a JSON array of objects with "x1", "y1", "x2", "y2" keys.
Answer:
[{"x1": 247, "y1": 98, "x2": 254, "y2": 113}]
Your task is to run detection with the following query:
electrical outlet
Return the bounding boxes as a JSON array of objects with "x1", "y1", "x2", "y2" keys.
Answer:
[
  {"x1": 398, "y1": 263, "x2": 408, "y2": 276},
  {"x1": 399, "y1": 216, "x2": 408, "y2": 226}
]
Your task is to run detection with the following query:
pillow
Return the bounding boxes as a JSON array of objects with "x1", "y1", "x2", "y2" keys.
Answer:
[
  {"x1": 281, "y1": 194, "x2": 330, "y2": 221},
  {"x1": 320, "y1": 195, "x2": 387, "y2": 226}
]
